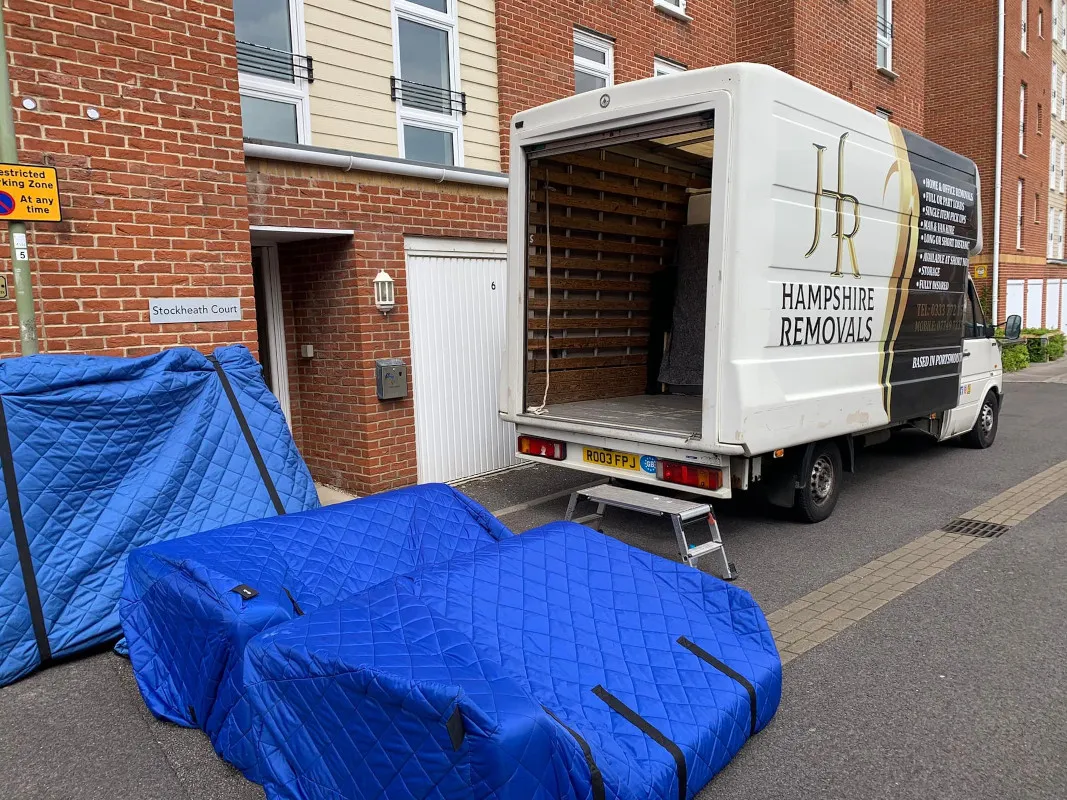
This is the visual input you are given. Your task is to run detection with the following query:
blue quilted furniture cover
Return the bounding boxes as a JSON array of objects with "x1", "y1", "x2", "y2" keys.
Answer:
[
  {"x1": 0, "y1": 345, "x2": 317, "y2": 687},
  {"x1": 121, "y1": 484, "x2": 513, "y2": 735},
  {"x1": 128, "y1": 500, "x2": 780, "y2": 799}
]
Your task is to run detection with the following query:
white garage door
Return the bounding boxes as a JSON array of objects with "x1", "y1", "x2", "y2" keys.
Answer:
[
  {"x1": 1047, "y1": 279, "x2": 1062, "y2": 330},
  {"x1": 1006, "y1": 279, "x2": 1024, "y2": 322},
  {"x1": 1026, "y1": 279, "x2": 1045, "y2": 328},
  {"x1": 406, "y1": 238, "x2": 517, "y2": 484}
]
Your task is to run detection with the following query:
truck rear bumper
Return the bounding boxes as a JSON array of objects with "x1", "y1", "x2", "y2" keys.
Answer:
[{"x1": 514, "y1": 423, "x2": 734, "y2": 500}]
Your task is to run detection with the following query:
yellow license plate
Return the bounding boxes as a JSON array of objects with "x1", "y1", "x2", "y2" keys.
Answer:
[{"x1": 583, "y1": 447, "x2": 641, "y2": 471}]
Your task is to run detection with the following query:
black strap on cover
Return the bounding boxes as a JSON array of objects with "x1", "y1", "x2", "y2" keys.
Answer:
[
  {"x1": 592, "y1": 685, "x2": 686, "y2": 800},
  {"x1": 282, "y1": 586, "x2": 304, "y2": 616},
  {"x1": 446, "y1": 707, "x2": 466, "y2": 751},
  {"x1": 208, "y1": 355, "x2": 285, "y2": 516},
  {"x1": 0, "y1": 397, "x2": 51, "y2": 664},
  {"x1": 543, "y1": 706, "x2": 606, "y2": 800},
  {"x1": 677, "y1": 636, "x2": 758, "y2": 736}
]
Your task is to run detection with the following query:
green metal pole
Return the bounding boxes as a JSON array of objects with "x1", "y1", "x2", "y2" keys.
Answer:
[{"x1": 0, "y1": 4, "x2": 37, "y2": 355}]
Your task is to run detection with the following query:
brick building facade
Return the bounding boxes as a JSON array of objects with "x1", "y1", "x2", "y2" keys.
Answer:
[
  {"x1": 2, "y1": 1, "x2": 1059, "y2": 496},
  {"x1": 4, "y1": 0, "x2": 258, "y2": 358}
]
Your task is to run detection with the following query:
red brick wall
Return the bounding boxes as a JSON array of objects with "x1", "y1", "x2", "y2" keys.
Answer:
[
  {"x1": 924, "y1": 0, "x2": 999, "y2": 256},
  {"x1": 2, "y1": 0, "x2": 255, "y2": 357},
  {"x1": 496, "y1": 1, "x2": 735, "y2": 170},
  {"x1": 735, "y1": 0, "x2": 795, "y2": 73},
  {"x1": 247, "y1": 160, "x2": 507, "y2": 496},
  {"x1": 794, "y1": 0, "x2": 926, "y2": 131}
]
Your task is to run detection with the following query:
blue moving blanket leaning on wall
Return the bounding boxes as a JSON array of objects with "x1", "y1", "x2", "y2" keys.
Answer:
[{"x1": 0, "y1": 344, "x2": 318, "y2": 686}]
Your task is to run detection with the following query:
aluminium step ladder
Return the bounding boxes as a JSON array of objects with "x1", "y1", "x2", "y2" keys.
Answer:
[{"x1": 565, "y1": 483, "x2": 737, "y2": 580}]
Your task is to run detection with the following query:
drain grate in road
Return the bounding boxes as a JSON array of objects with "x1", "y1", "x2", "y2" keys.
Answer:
[{"x1": 943, "y1": 518, "x2": 1011, "y2": 538}]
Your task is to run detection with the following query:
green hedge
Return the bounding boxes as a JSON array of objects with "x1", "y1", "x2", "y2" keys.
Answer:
[
  {"x1": 1002, "y1": 343, "x2": 1031, "y2": 372},
  {"x1": 1020, "y1": 328, "x2": 1066, "y2": 362}
]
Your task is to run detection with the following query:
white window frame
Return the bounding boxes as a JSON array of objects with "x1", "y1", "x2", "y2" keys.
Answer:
[
  {"x1": 652, "y1": 0, "x2": 690, "y2": 22},
  {"x1": 1017, "y1": 179, "x2": 1025, "y2": 249},
  {"x1": 653, "y1": 57, "x2": 686, "y2": 77},
  {"x1": 574, "y1": 29, "x2": 614, "y2": 94},
  {"x1": 236, "y1": 0, "x2": 311, "y2": 145},
  {"x1": 1062, "y1": 0, "x2": 1067, "y2": 50},
  {"x1": 1022, "y1": 0, "x2": 1029, "y2": 52},
  {"x1": 1054, "y1": 208, "x2": 1062, "y2": 258},
  {"x1": 1040, "y1": 7, "x2": 1044, "y2": 38},
  {"x1": 1060, "y1": 71, "x2": 1066, "y2": 120},
  {"x1": 877, "y1": 0, "x2": 894, "y2": 72},
  {"x1": 1056, "y1": 0, "x2": 1060, "y2": 45},
  {"x1": 1050, "y1": 206, "x2": 1056, "y2": 258},
  {"x1": 391, "y1": 0, "x2": 465, "y2": 167},
  {"x1": 1020, "y1": 83, "x2": 1027, "y2": 155},
  {"x1": 1054, "y1": 64, "x2": 1059, "y2": 120},
  {"x1": 1054, "y1": 141, "x2": 1062, "y2": 193},
  {"x1": 1052, "y1": 135, "x2": 1058, "y2": 187}
]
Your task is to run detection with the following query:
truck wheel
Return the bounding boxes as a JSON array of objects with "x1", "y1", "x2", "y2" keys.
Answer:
[
  {"x1": 962, "y1": 392, "x2": 999, "y2": 449},
  {"x1": 794, "y1": 442, "x2": 842, "y2": 523}
]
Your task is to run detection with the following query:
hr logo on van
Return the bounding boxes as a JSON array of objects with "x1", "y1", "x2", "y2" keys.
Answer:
[{"x1": 805, "y1": 132, "x2": 862, "y2": 279}]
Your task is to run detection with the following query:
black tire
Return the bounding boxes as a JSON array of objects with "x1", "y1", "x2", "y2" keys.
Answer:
[
  {"x1": 794, "y1": 441, "x2": 843, "y2": 523},
  {"x1": 961, "y1": 391, "x2": 999, "y2": 449}
]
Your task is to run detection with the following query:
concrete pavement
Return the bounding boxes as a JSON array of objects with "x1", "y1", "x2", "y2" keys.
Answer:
[{"x1": 0, "y1": 380, "x2": 1064, "y2": 798}]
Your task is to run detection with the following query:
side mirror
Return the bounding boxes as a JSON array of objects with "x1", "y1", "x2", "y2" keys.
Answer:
[{"x1": 1003, "y1": 314, "x2": 1022, "y2": 341}]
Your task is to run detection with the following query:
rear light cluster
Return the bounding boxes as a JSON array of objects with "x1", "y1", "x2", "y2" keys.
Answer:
[
  {"x1": 657, "y1": 459, "x2": 723, "y2": 490},
  {"x1": 517, "y1": 435, "x2": 567, "y2": 461}
]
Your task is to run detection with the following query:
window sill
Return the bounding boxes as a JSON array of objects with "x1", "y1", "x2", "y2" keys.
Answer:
[
  {"x1": 877, "y1": 66, "x2": 898, "y2": 80},
  {"x1": 652, "y1": 2, "x2": 692, "y2": 22}
]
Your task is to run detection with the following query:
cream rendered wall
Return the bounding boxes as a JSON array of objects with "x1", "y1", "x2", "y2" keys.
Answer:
[
  {"x1": 303, "y1": 0, "x2": 501, "y2": 171},
  {"x1": 1051, "y1": 31, "x2": 1067, "y2": 261}
]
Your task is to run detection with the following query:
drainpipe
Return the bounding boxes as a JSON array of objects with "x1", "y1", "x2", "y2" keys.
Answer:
[{"x1": 992, "y1": 0, "x2": 1005, "y2": 324}]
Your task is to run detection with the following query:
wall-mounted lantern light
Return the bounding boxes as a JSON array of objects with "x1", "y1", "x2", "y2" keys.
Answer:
[{"x1": 374, "y1": 270, "x2": 395, "y2": 315}]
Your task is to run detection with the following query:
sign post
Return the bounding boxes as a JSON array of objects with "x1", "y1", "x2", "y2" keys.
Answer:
[{"x1": 0, "y1": 3, "x2": 39, "y2": 355}]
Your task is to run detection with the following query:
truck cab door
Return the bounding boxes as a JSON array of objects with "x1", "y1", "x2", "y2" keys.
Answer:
[{"x1": 943, "y1": 279, "x2": 999, "y2": 439}]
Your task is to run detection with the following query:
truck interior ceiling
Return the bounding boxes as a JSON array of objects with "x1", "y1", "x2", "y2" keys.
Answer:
[{"x1": 524, "y1": 112, "x2": 714, "y2": 437}]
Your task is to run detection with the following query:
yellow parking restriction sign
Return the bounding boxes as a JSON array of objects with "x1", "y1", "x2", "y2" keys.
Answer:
[{"x1": 0, "y1": 164, "x2": 61, "y2": 222}]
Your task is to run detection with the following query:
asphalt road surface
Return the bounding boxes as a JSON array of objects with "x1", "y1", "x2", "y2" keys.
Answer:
[{"x1": 1, "y1": 370, "x2": 1065, "y2": 799}]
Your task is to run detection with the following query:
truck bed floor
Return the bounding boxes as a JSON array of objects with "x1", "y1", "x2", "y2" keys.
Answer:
[{"x1": 536, "y1": 394, "x2": 701, "y2": 436}]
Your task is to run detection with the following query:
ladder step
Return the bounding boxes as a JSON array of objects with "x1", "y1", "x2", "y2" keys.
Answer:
[{"x1": 687, "y1": 541, "x2": 723, "y2": 558}]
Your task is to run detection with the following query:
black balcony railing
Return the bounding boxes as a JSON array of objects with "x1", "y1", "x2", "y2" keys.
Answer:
[
  {"x1": 877, "y1": 16, "x2": 894, "y2": 41},
  {"x1": 237, "y1": 40, "x2": 314, "y2": 83},
  {"x1": 390, "y1": 77, "x2": 467, "y2": 115}
]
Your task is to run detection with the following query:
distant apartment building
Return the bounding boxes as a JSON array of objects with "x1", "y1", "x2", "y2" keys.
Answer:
[
  {"x1": 928, "y1": 0, "x2": 1067, "y2": 332},
  {"x1": 3, "y1": 0, "x2": 1053, "y2": 496}
]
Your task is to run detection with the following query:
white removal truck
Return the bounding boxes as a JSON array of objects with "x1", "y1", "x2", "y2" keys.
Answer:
[{"x1": 499, "y1": 63, "x2": 1021, "y2": 522}]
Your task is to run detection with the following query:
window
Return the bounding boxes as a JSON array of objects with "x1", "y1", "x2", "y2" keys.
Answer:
[
  {"x1": 1054, "y1": 140, "x2": 1062, "y2": 190},
  {"x1": 1050, "y1": 206, "x2": 1056, "y2": 258},
  {"x1": 1036, "y1": 193, "x2": 1041, "y2": 223},
  {"x1": 654, "y1": 57, "x2": 686, "y2": 77},
  {"x1": 235, "y1": 0, "x2": 311, "y2": 145},
  {"x1": 1060, "y1": 210, "x2": 1065, "y2": 258},
  {"x1": 1022, "y1": 0, "x2": 1028, "y2": 52},
  {"x1": 574, "y1": 29, "x2": 613, "y2": 94},
  {"x1": 1017, "y1": 179, "x2": 1024, "y2": 249},
  {"x1": 653, "y1": 0, "x2": 688, "y2": 20},
  {"x1": 1020, "y1": 83, "x2": 1027, "y2": 154},
  {"x1": 1056, "y1": 0, "x2": 1061, "y2": 44},
  {"x1": 1038, "y1": 103, "x2": 1043, "y2": 134},
  {"x1": 1040, "y1": 8, "x2": 1045, "y2": 38},
  {"x1": 1060, "y1": 70, "x2": 1066, "y2": 119},
  {"x1": 1054, "y1": 64, "x2": 1060, "y2": 119},
  {"x1": 1052, "y1": 135, "x2": 1058, "y2": 186},
  {"x1": 392, "y1": 0, "x2": 464, "y2": 166},
  {"x1": 877, "y1": 0, "x2": 893, "y2": 71}
]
